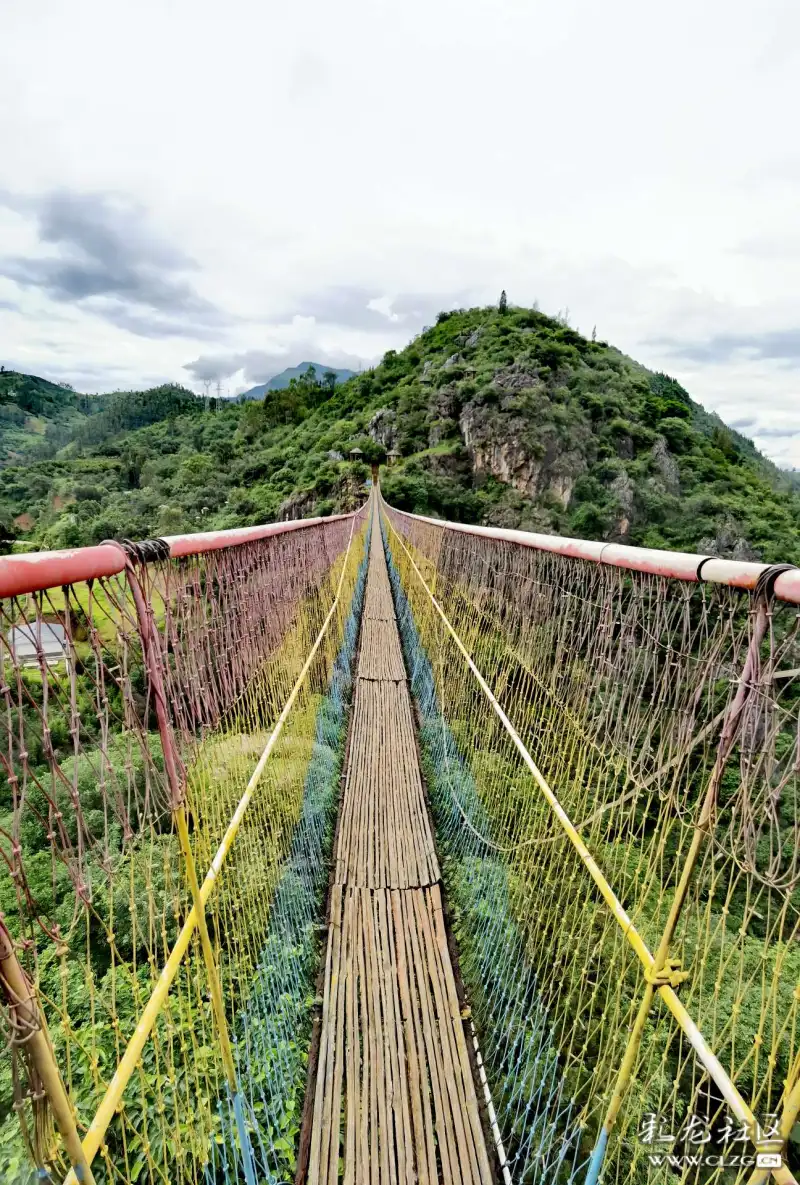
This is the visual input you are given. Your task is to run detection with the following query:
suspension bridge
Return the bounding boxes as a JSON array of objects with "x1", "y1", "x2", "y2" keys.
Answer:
[{"x1": 0, "y1": 484, "x2": 798, "y2": 1185}]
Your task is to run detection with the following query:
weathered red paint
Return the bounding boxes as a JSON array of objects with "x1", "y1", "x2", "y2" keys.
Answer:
[
  {"x1": 163, "y1": 512, "x2": 356, "y2": 558},
  {"x1": 386, "y1": 505, "x2": 800, "y2": 605},
  {"x1": 0, "y1": 512, "x2": 360, "y2": 598},
  {"x1": 0, "y1": 544, "x2": 127, "y2": 599},
  {"x1": 774, "y1": 567, "x2": 800, "y2": 603}
]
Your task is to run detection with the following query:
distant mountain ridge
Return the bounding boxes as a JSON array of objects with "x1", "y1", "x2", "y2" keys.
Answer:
[
  {"x1": 238, "y1": 362, "x2": 356, "y2": 401},
  {"x1": 0, "y1": 361, "x2": 357, "y2": 465}
]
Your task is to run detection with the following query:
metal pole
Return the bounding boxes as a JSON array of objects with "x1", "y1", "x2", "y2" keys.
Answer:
[
  {"x1": 0, "y1": 922, "x2": 96, "y2": 1184},
  {"x1": 384, "y1": 504, "x2": 800, "y2": 604},
  {"x1": 746, "y1": 1058, "x2": 800, "y2": 1184}
]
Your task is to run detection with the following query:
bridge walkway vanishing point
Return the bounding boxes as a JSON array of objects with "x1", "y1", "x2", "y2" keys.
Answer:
[{"x1": 306, "y1": 513, "x2": 495, "y2": 1185}]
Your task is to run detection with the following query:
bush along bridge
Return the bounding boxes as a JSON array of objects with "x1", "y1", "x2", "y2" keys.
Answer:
[{"x1": 0, "y1": 484, "x2": 799, "y2": 1185}]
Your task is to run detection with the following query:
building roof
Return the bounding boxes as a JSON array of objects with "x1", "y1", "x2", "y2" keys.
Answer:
[{"x1": 8, "y1": 622, "x2": 68, "y2": 663}]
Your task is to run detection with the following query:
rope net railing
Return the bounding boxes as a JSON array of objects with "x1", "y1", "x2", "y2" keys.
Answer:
[
  {"x1": 381, "y1": 497, "x2": 800, "y2": 1185},
  {"x1": 0, "y1": 507, "x2": 369, "y2": 1185}
]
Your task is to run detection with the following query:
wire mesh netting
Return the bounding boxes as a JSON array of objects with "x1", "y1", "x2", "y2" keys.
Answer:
[
  {"x1": 382, "y1": 501, "x2": 800, "y2": 1185},
  {"x1": 0, "y1": 510, "x2": 367, "y2": 1184},
  {"x1": 203, "y1": 522, "x2": 371, "y2": 1185}
]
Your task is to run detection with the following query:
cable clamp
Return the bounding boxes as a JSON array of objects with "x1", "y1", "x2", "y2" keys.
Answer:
[
  {"x1": 754, "y1": 562, "x2": 797, "y2": 602},
  {"x1": 646, "y1": 958, "x2": 689, "y2": 989},
  {"x1": 103, "y1": 537, "x2": 171, "y2": 564}
]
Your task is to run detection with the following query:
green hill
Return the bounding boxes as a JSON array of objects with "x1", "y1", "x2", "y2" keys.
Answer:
[
  {"x1": 0, "y1": 370, "x2": 98, "y2": 465},
  {"x1": 67, "y1": 384, "x2": 202, "y2": 449},
  {"x1": 1, "y1": 305, "x2": 798, "y2": 563},
  {"x1": 0, "y1": 372, "x2": 204, "y2": 467}
]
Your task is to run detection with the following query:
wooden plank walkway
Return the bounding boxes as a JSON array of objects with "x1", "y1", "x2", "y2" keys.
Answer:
[
  {"x1": 334, "y1": 680, "x2": 439, "y2": 889},
  {"x1": 306, "y1": 518, "x2": 493, "y2": 1185}
]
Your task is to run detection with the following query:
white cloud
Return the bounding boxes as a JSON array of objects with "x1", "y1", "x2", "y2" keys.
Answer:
[{"x1": 0, "y1": 0, "x2": 798, "y2": 464}]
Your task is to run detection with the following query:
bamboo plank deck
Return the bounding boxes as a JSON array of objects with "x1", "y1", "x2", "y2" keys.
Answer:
[
  {"x1": 334, "y1": 680, "x2": 439, "y2": 889},
  {"x1": 306, "y1": 519, "x2": 492, "y2": 1185},
  {"x1": 357, "y1": 617, "x2": 407, "y2": 681}
]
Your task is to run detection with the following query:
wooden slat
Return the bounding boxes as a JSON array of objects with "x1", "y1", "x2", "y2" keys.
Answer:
[
  {"x1": 429, "y1": 886, "x2": 494, "y2": 1185},
  {"x1": 335, "y1": 681, "x2": 440, "y2": 889},
  {"x1": 344, "y1": 889, "x2": 357, "y2": 1185},
  {"x1": 400, "y1": 888, "x2": 457, "y2": 1182},
  {"x1": 357, "y1": 617, "x2": 406, "y2": 681},
  {"x1": 327, "y1": 888, "x2": 349, "y2": 1184},
  {"x1": 390, "y1": 888, "x2": 435, "y2": 1185},
  {"x1": 308, "y1": 886, "x2": 492, "y2": 1183},
  {"x1": 363, "y1": 567, "x2": 395, "y2": 621},
  {"x1": 305, "y1": 514, "x2": 492, "y2": 1184},
  {"x1": 356, "y1": 890, "x2": 370, "y2": 1180},
  {"x1": 376, "y1": 889, "x2": 414, "y2": 1185},
  {"x1": 309, "y1": 882, "x2": 342, "y2": 1185}
]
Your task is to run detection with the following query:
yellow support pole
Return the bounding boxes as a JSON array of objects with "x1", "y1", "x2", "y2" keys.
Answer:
[
  {"x1": 173, "y1": 803, "x2": 238, "y2": 1086},
  {"x1": 585, "y1": 599, "x2": 770, "y2": 1183},
  {"x1": 746, "y1": 1054, "x2": 800, "y2": 1184},
  {"x1": 0, "y1": 923, "x2": 96, "y2": 1185}
]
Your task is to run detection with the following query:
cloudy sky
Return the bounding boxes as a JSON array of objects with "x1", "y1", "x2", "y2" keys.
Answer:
[{"x1": 1, "y1": 0, "x2": 799, "y2": 465}]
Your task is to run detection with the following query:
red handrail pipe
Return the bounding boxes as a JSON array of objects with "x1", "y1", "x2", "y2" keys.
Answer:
[
  {"x1": 0, "y1": 512, "x2": 359, "y2": 599},
  {"x1": 382, "y1": 503, "x2": 800, "y2": 606},
  {"x1": 3, "y1": 498, "x2": 797, "y2": 605}
]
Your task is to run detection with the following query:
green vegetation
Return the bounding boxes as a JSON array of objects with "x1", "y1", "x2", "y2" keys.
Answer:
[
  {"x1": 0, "y1": 635, "x2": 335, "y2": 1180},
  {"x1": 1, "y1": 306, "x2": 799, "y2": 561},
  {"x1": 0, "y1": 533, "x2": 367, "y2": 1181},
  {"x1": 0, "y1": 371, "x2": 96, "y2": 466}
]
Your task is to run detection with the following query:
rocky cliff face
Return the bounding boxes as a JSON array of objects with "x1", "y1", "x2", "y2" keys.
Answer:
[
  {"x1": 368, "y1": 407, "x2": 397, "y2": 449},
  {"x1": 279, "y1": 470, "x2": 363, "y2": 519},
  {"x1": 651, "y1": 435, "x2": 680, "y2": 493},
  {"x1": 458, "y1": 377, "x2": 591, "y2": 510}
]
